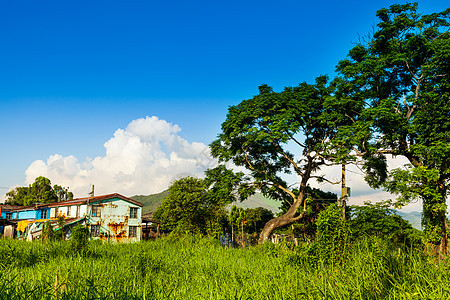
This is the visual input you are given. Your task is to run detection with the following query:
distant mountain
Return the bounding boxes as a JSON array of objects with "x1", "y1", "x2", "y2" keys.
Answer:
[
  {"x1": 395, "y1": 210, "x2": 422, "y2": 230},
  {"x1": 229, "y1": 193, "x2": 281, "y2": 213},
  {"x1": 131, "y1": 190, "x2": 281, "y2": 215},
  {"x1": 131, "y1": 190, "x2": 169, "y2": 214}
]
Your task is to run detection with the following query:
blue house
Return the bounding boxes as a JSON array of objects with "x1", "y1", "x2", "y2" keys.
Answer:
[{"x1": 1, "y1": 193, "x2": 143, "y2": 242}]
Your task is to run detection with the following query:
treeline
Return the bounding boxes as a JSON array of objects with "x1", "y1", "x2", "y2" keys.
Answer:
[
  {"x1": 5, "y1": 176, "x2": 73, "y2": 206},
  {"x1": 153, "y1": 174, "x2": 422, "y2": 253}
]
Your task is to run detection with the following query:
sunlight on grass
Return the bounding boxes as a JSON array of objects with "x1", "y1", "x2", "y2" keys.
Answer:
[{"x1": 1, "y1": 236, "x2": 450, "y2": 299}]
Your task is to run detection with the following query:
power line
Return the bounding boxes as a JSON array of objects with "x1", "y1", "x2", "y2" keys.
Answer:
[{"x1": 346, "y1": 169, "x2": 364, "y2": 176}]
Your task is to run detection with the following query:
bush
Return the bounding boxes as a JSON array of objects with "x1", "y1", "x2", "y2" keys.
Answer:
[
  {"x1": 70, "y1": 224, "x2": 89, "y2": 252},
  {"x1": 41, "y1": 220, "x2": 54, "y2": 242},
  {"x1": 308, "y1": 203, "x2": 350, "y2": 263},
  {"x1": 350, "y1": 202, "x2": 423, "y2": 249}
]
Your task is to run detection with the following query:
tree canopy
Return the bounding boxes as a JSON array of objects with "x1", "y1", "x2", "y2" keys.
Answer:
[
  {"x1": 350, "y1": 202, "x2": 420, "y2": 247},
  {"x1": 154, "y1": 176, "x2": 215, "y2": 235},
  {"x1": 335, "y1": 3, "x2": 450, "y2": 254},
  {"x1": 154, "y1": 166, "x2": 245, "y2": 235},
  {"x1": 210, "y1": 3, "x2": 450, "y2": 252},
  {"x1": 5, "y1": 176, "x2": 73, "y2": 206},
  {"x1": 211, "y1": 76, "x2": 349, "y2": 243}
]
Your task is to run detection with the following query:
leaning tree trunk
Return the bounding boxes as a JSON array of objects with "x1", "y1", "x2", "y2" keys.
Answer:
[{"x1": 258, "y1": 193, "x2": 306, "y2": 244}]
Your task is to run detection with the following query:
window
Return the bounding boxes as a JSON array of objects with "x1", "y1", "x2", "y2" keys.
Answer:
[
  {"x1": 76, "y1": 206, "x2": 80, "y2": 217},
  {"x1": 91, "y1": 205, "x2": 101, "y2": 217},
  {"x1": 90, "y1": 225, "x2": 100, "y2": 237},
  {"x1": 130, "y1": 207, "x2": 138, "y2": 219},
  {"x1": 54, "y1": 208, "x2": 59, "y2": 218},
  {"x1": 67, "y1": 206, "x2": 71, "y2": 217},
  {"x1": 129, "y1": 226, "x2": 138, "y2": 238},
  {"x1": 5, "y1": 212, "x2": 11, "y2": 220},
  {"x1": 40, "y1": 210, "x2": 48, "y2": 219}
]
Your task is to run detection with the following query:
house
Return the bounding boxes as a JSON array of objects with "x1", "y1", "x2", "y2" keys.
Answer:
[
  {"x1": 0, "y1": 193, "x2": 144, "y2": 242},
  {"x1": 0, "y1": 204, "x2": 19, "y2": 238}
]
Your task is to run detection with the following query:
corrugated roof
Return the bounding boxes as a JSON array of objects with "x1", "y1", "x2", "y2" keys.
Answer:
[
  {"x1": 46, "y1": 193, "x2": 144, "y2": 207},
  {"x1": 4, "y1": 193, "x2": 143, "y2": 212},
  {"x1": 8, "y1": 205, "x2": 37, "y2": 212},
  {"x1": 0, "y1": 204, "x2": 24, "y2": 210}
]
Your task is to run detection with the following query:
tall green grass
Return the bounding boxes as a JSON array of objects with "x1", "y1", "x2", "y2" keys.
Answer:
[{"x1": 1, "y1": 236, "x2": 449, "y2": 299}]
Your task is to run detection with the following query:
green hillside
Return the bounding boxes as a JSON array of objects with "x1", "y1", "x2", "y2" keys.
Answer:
[
  {"x1": 230, "y1": 193, "x2": 281, "y2": 213},
  {"x1": 131, "y1": 190, "x2": 281, "y2": 215},
  {"x1": 131, "y1": 190, "x2": 169, "y2": 214},
  {"x1": 395, "y1": 211, "x2": 422, "y2": 230}
]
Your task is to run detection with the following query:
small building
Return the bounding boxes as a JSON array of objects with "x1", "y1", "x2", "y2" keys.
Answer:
[
  {"x1": 0, "y1": 204, "x2": 19, "y2": 238},
  {"x1": 141, "y1": 212, "x2": 161, "y2": 240},
  {"x1": 0, "y1": 193, "x2": 143, "y2": 242}
]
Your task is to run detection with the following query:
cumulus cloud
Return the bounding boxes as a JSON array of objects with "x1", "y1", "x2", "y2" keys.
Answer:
[{"x1": 25, "y1": 116, "x2": 218, "y2": 198}]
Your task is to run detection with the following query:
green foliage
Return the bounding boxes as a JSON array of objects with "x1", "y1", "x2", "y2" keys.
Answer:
[
  {"x1": 56, "y1": 216, "x2": 65, "y2": 240},
  {"x1": 243, "y1": 207, "x2": 274, "y2": 234},
  {"x1": 5, "y1": 176, "x2": 73, "y2": 206},
  {"x1": 228, "y1": 205, "x2": 274, "y2": 239},
  {"x1": 41, "y1": 220, "x2": 54, "y2": 242},
  {"x1": 228, "y1": 205, "x2": 243, "y2": 229},
  {"x1": 211, "y1": 76, "x2": 353, "y2": 241},
  {"x1": 204, "y1": 165, "x2": 249, "y2": 204},
  {"x1": 335, "y1": 2, "x2": 450, "y2": 251},
  {"x1": 154, "y1": 177, "x2": 208, "y2": 234},
  {"x1": 153, "y1": 176, "x2": 228, "y2": 236},
  {"x1": 274, "y1": 186, "x2": 338, "y2": 239},
  {"x1": 70, "y1": 224, "x2": 89, "y2": 252},
  {"x1": 309, "y1": 203, "x2": 350, "y2": 263},
  {"x1": 350, "y1": 202, "x2": 423, "y2": 248},
  {"x1": 211, "y1": 76, "x2": 345, "y2": 201},
  {"x1": 278, "y1": 186, "x2": 337, "y2": 215}
]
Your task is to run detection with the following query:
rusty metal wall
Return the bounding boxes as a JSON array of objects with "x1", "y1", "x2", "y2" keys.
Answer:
[{"x1": 88, "y1": 199, "x2": 142, "y2": 243}]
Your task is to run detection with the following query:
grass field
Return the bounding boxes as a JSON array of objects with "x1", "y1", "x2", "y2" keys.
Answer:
[{"x1": 1, "y1": 236, "x2": 450, "y2": 299}]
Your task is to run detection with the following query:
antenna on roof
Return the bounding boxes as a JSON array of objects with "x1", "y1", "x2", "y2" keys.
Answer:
[{"x1": 88, "y1": 185, "x2": 94, "y2": 197}]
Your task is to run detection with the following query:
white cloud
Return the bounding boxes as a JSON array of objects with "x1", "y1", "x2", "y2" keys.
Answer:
[
  {"x1": 283, "y1": 154, "x2": 422, "y2": 212},
  {"x1": 25, "y1": 116, "x2": 218, "y2": 198}
]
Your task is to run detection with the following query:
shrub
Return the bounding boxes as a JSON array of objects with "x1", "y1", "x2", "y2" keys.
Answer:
[
  {"x1": 70, "y1": 224, "x2": 89, "y2": 252},
  {"x1": 309, "y1": 203, "x2": 350, "y2": 263}
]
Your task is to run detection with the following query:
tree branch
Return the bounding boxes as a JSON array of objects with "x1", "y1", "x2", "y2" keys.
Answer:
[
  {"x1": 310, "y1": 175, "x2": 341, "y2": 185},
  {"x1": 272, "y1": 140, "x2": 304, "y2": 177}
]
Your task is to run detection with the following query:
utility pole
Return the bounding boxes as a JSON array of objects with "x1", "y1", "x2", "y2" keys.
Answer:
[{"x1": 340, "y1": 164, "x2": 348, "y2": 220}]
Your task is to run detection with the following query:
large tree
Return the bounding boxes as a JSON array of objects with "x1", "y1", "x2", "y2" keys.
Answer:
[
  {"x1": 5, "y1": 176, "x2": 73, "y2": 206},
  {"x1": 335, "y1": 3, "x2": 450, "y2": 254},
  {"x1": 211, "y1": 78, "x2": 349, "y2": 243},
  {"x1": 154, "y1": 176, "x2": 215, "y2": 234},
  {"x1": 154, "y1": 166, "x2": 246, "y2": 235}
]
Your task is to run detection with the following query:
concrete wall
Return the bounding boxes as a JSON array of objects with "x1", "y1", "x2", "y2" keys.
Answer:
[{"x1": 50, "y1": 205, "x2": 88, "y2": 218}]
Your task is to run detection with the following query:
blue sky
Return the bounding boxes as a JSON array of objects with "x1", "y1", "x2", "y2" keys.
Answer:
[{"x1": 1, "y1": 1, "x2": 449, "y2": 204}]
